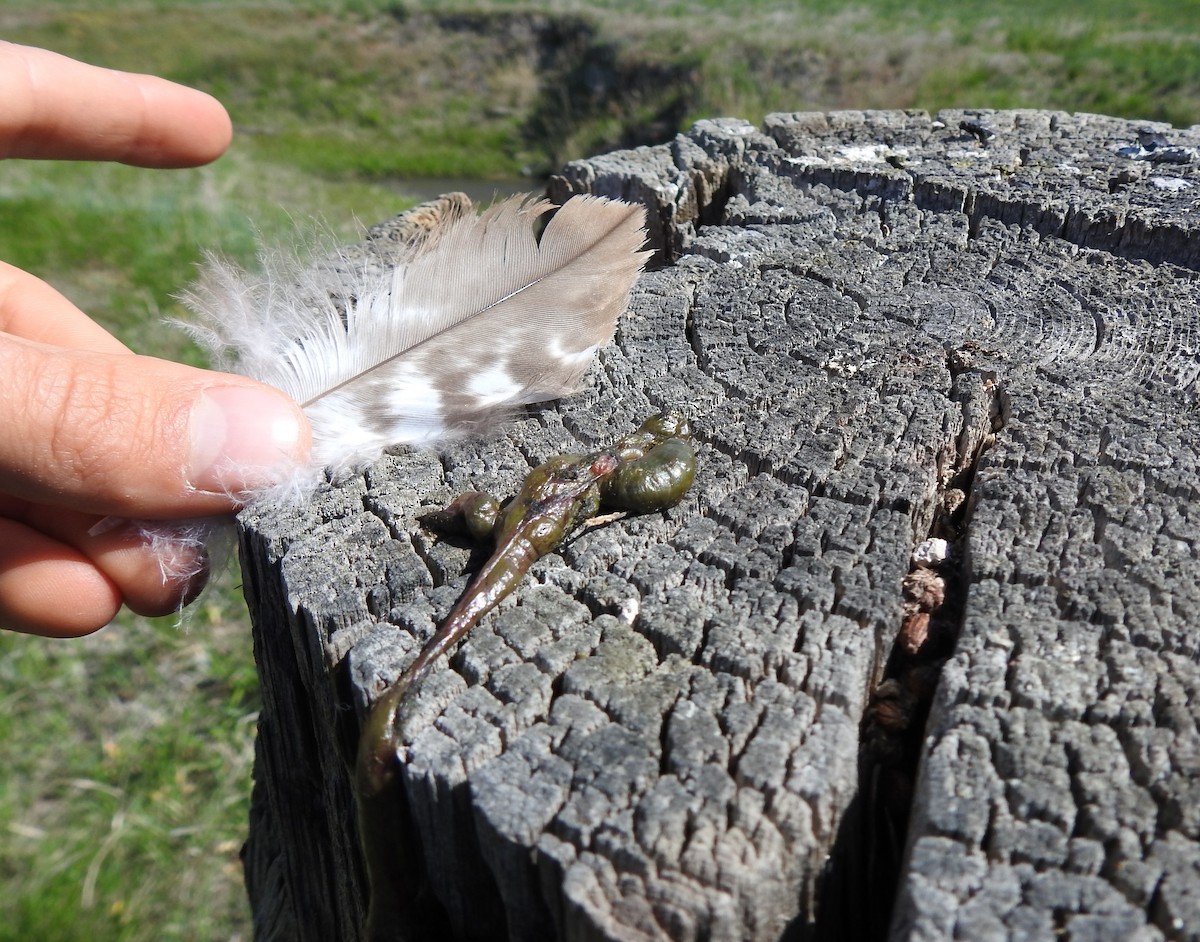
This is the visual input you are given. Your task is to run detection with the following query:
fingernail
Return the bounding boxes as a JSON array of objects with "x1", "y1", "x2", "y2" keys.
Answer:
[{"x1": 188, "y1": 386, "x2": 306, "y2": 495}]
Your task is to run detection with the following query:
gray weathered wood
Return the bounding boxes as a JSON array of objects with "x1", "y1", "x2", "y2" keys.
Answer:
[{"x1": 240, "y1": 110, "x2": 1200, "y2": 941}]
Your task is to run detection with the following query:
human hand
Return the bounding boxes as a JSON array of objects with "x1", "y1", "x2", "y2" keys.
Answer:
[{"x1": 0, "y1": 43, "x2": 311, "y2": 637}]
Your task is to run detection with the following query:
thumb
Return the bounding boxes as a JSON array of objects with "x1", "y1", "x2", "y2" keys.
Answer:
[{"x1": 0, "y1": 334, "x2": 311, "y2": 518}]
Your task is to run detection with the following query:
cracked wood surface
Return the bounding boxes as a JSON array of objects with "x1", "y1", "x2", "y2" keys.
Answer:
[{"x1": 240, "y1": 110, "x2": 1200, "y2": 942}]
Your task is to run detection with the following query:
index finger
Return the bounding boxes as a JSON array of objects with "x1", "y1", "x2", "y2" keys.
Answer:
[{"x1": 0, "y1": 42, "x2": 232, "y2": 168}]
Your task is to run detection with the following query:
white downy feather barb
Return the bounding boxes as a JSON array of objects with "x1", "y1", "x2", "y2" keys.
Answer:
[{"x1": 183, "y1": 193, "x2": 650, "y2": 485}]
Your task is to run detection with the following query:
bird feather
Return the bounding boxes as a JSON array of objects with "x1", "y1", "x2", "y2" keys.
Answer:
[
  {"x1": 132, "y1": 193, "x2": 648, "y2": 595},
  {"x1": 182, "y1": 193, "x2": 650, "y2": 482}
]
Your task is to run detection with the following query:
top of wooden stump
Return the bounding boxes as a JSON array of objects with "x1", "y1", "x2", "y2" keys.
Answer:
[{"x1": 240, "y1": 109, "x2": 1200, "y2": 942}]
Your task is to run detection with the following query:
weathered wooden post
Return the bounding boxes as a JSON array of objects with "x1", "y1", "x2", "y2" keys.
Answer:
[{"x1": 240, "y1": 111, "x2": 1200, "y2": 941}]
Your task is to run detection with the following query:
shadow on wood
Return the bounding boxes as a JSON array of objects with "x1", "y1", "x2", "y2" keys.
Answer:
[{"x1": 240, "y1": 110, "x2": 1200, "y2": 942}]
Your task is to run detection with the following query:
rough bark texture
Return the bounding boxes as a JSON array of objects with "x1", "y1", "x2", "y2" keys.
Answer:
[{"x1": 240, "y1": 110, "x2": 1200, "y2": 942}]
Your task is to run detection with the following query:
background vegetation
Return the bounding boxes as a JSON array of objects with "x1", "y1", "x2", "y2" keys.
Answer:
[{"x1": 1, "y1": 1, "x2": 1197, "y2": 939}]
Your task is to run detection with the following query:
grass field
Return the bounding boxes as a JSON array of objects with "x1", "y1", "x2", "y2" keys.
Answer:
[{"x1": 1, "y1": 2, "x2": 1197, "y2": 940}]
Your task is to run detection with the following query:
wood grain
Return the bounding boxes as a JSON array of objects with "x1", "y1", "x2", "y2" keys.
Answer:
[{"x1": 241, "y1": 109, "x2": 1200, "y2": 942}]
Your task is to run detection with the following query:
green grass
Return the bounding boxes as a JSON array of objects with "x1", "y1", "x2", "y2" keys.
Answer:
[
  {"x1": 1, "y1": 3, "x2": 545, "y2": 178},
  {"x1": 1, "y1": 2, "x2": 1199, "y2": 940},
  {"x1": 0, "y1": 152, "x2": 413, "y2": 364},
  {"x1": 383, "y1": 0, "x2": 1200, "y2": 127},
  {"x1": 0, "y1": 579, "x2": 260, "y2": 942},
  {"x1": 4, "y1": 1, "x2": 1196, "y2": 186}
]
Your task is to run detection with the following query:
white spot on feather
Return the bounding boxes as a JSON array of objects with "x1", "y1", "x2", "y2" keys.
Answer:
[
  {"x1": 547, "y1": 339, "x2": 602, "y2": 369},
  {"x1": 466, "y1": 363, "x2": 521, "y2": 405},
  {"x1": 385, "y1": 361, "x2": 447, "y2": 421}
]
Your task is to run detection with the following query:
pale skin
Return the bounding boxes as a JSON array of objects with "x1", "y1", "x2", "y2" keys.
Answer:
[{"x1": 0, "y1": 43, "x2": 312, "y2": 637}]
